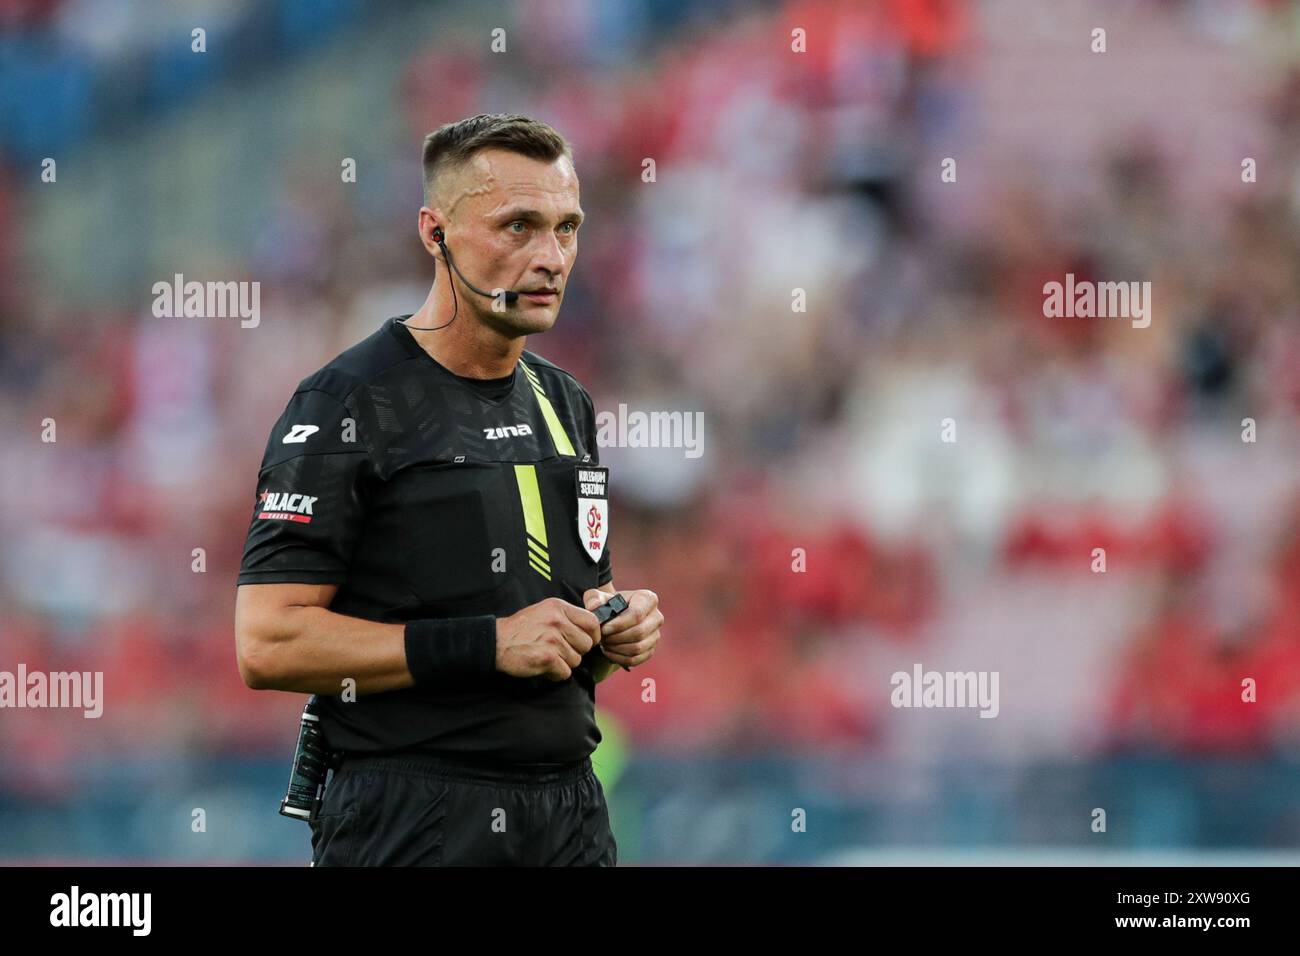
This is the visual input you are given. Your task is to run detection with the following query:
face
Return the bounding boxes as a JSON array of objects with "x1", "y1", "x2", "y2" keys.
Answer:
[{"x1": 423, "y1": 148, "x2": 583, "y2": 336}]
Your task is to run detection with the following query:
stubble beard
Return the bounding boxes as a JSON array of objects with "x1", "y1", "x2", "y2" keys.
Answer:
[{"x1": 478, "y1": 301, "x2": 559, "y2": 338}]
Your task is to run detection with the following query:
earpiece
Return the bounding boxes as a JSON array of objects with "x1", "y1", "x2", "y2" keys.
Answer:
[{"x1": 404, "y1": 225, "x2": 521, "y2": 332}]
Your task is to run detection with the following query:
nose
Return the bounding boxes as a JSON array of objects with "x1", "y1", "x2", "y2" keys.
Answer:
[{"x1": 532, "y1": 229, "x2": 565, "y2": 277}]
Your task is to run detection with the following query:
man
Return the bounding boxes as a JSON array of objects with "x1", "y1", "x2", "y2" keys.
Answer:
[{"x1": 233, "y1": 113, "x2": 663, "y2": 866}]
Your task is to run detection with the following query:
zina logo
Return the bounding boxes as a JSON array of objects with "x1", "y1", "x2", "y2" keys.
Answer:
[{"x1": 484, "y1": 423, "x2": 533, "y2": 440}]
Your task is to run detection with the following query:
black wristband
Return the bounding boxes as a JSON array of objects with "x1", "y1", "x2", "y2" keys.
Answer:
[{"x1": 404, "y1": 615, "x2": 498, "y2": 688}]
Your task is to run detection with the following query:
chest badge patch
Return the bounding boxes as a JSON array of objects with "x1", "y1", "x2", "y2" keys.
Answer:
[{"x1": 575, "y1": 465, "x2": 609, "y2": 563}]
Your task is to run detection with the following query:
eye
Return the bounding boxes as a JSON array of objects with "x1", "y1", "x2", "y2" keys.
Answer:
[
  {"x1": 507, "y1": 221, "x2": 527, "y2": 233},
  {"x1": 560, "y1": 221, "x2": 578, "y2": 235}
]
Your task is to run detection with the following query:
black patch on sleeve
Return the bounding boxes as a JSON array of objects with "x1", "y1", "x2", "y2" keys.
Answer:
[{"x1": 237, "y1": 388, "x2": 373, "y2": 585}]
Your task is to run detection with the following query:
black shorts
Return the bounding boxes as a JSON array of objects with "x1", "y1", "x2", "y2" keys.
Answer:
[{"x1": 309, "y1": 752, "x2": 618, "y2": 867}]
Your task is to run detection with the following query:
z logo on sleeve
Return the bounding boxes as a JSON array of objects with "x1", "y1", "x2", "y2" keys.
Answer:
[{"x1": 282, "y1": 424, "x2": 320, "y2": 444}]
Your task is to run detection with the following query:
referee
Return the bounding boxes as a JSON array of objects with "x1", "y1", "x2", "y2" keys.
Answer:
[{"x1": 233, "y1": 113, "x2": 663, "y2": 866}]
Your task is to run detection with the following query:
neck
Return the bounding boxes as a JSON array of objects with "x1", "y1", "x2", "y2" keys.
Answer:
[{"x1": 404, "y1": 278, "x2": 525, "y2": 378}]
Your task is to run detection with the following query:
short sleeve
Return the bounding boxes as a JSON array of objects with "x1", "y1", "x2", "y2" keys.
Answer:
[
  {"x1": 580, "y1": 386, "x2": 614, "y2": 587},
  {"x1": 237, "y1": 388, "x2": 371, "y2": 585}
]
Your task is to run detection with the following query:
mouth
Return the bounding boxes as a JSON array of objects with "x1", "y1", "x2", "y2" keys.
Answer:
[{"x1": 521, "y1": 290, "x2": 558, "y2": 304}]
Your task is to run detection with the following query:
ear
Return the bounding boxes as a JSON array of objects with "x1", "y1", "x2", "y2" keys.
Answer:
[{"x1": 418, "y1": 208, "x2": 443, "y2": 256}]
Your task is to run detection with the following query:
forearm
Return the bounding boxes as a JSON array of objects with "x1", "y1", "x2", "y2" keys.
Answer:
[
  {"x1": 245, "y1": 603, "x2": 622, "y2": 693},
  {"x1": 240, "y1": 604, "x2": 414, "y2": 695}
]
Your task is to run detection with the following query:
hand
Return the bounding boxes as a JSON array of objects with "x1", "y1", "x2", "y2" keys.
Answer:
[
  {"x1": 495, "y1": 597, "x2": 602, "y2": 681},
  {"x1": 583, "y1": 589, "x2": 661, "y2": 669}
]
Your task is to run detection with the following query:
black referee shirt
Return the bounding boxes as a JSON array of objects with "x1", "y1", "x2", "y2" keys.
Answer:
[{"x1": 237, "y1": 316, "x2": 613, "y2": 765}]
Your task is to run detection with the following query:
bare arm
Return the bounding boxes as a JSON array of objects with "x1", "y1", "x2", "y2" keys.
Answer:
[
  {"x1": 235, "y1": 582, "x2": 415, "y2": 696},
  {"x1": 236, "y1": 584, "x2": 603, "y2": 695}
]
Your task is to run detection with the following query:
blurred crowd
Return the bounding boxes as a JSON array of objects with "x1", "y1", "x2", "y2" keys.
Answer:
[{"x1": 3, "y1": 0, "x2": 1300, "y2": 804}]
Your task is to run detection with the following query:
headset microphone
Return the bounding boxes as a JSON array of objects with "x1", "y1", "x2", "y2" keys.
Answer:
[
  {"x1": 403, "y1": 227, "x2": 521, "y2": 332},
  {"x1": 438, "y1": 228, "x2": 520, "y2": 305}
]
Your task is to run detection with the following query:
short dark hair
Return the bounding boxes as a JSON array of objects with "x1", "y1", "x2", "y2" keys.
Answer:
[{"x1": 421, "y1": 113, "x2": 574, "y2": 207}]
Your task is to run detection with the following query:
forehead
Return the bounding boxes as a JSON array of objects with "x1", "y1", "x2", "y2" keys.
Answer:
[{"x1": 445, "y1": 148, "x2": 580, "y2": 217}]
